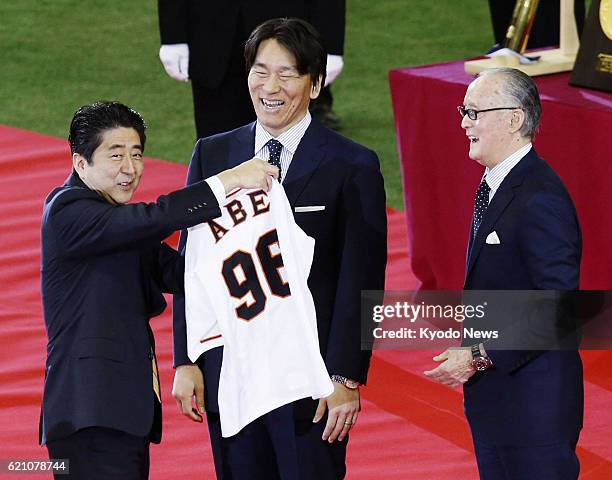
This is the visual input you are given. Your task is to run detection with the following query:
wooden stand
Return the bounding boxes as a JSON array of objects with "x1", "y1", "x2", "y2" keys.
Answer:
[{"x1": 465, "y1": 0, "x2": 580, "y2": 76}]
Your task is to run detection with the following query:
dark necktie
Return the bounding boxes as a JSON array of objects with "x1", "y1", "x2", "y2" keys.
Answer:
[
  {"x1": 472, "y1": 177, "x2": 490, "y2": 239},
  {"x1": 265, "y1": 139, "x2": 282, "y2": 182}
]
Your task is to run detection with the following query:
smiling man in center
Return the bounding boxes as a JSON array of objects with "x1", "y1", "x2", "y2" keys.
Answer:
[{"x1": 171, "y1": 17, "x2": 387, "y2": 479}]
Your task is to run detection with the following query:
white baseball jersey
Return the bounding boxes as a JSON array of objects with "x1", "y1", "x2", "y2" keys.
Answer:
[{"x1": 185, "y1": 181, "x2": 333, "y2": 437}]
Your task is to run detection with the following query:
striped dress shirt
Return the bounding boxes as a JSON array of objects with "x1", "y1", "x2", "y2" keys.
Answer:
[
  {"x1": 484, "y1": 143, "x2": 532, "y2": 203},
  {"x1": 254, "y1": 112, "x2": 312, "y2": 183}
]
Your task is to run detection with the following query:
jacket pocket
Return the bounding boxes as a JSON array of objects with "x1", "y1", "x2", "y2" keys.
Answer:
[{"x1": 75, "y1": 337, "x2": 125, "y2": 363}]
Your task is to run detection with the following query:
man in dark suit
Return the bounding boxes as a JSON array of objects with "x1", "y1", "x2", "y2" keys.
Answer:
[
  {"x1": 171, "y1": 18, "x2": 387, "y2": 479},
  {"x1": 157, "y1": 0, "x2": 346, "y2": 138},
  {"x1": 425, "y1": 68, "x2": 582, "y2": 479},
  {"x1": 40, "y1": 101, "x2": 277, "y2": 479}
]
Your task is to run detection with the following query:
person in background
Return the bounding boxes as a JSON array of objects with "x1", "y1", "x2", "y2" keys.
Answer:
[{"x1": 158, "y1": 0, "x2": 346, "y2": 137}]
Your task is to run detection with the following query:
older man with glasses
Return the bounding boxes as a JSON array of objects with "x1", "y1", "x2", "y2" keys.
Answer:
[{"x1": 425, "y1": 68, "x2": 583, "y2": 480}]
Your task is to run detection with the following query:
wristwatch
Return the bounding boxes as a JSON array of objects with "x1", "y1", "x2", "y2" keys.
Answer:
[
  {"x1": 330, "y1": 375, "x2": 360, "y2": 389},
  {"x1": 470, "y1": 344, "x2": 493, "y2": 371}
]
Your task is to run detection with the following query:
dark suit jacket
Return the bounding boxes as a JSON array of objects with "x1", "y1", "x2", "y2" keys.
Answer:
[
  {"x1": 158, "y1": 0, "x2": 346, "y2": 88},
  {"x1": 173, "y1": 118, "x2": 387, "y2": 418},
  {"x1": 463, "y1": 149, "x2": 583, "y2": 446},
  {"x1": 39, "y1": 173, "x2": 221, "y2": 445}
]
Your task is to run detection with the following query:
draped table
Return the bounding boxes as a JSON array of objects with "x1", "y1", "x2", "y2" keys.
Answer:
[{"x1": 389, "y1": 59, "x2": 612, "y2": 290}]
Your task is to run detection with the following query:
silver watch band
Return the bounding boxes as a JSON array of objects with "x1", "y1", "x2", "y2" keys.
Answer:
[{"x1": 330, "y1": 375, "x2": 360, "y2": 389}]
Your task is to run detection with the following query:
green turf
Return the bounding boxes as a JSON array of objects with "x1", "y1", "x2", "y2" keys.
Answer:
[{"x1": 1, "y1": 0, "x2": 502, "y2": 209}]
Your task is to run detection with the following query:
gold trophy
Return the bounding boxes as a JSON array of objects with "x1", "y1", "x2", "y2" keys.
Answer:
[
  {"x1": 465, "y1": 0, "x2": 580, "y2": 76},
  {"x1": 570, "y1": 0, "x2": 612, "y2": 91},
  {"x1": 504, "y1": 0, "x2": 541, "y2": 52}
]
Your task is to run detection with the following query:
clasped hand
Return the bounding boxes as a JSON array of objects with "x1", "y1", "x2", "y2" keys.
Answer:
[{"x1": 423, "y1": 348, "x2": 475, "y2": 388}]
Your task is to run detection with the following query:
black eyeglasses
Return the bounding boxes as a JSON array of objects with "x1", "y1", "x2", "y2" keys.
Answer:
[{"x1": 457, "y1": 106, "x2": 521, "y2": 120}]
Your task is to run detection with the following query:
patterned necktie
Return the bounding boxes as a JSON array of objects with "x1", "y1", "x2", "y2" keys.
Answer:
[
  {"x1": 472, "y1": 176, "x2": 490, "y2": 239},
  {"x1": 265, "y1": 139, "x2": 282, "y2": 182}
]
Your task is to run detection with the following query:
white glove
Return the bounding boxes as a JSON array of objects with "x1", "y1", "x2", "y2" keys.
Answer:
[
  {"x1": 324, "y1": 54, "x2": 344, "y2": 87},
  {"x1": 159, "y1": 43, "x2": 190, "y2": 82}
]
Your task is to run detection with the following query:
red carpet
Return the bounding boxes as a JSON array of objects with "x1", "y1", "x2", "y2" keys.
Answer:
[{"x1": 0, "y1": 124, "x2": 610, "y2": 479}]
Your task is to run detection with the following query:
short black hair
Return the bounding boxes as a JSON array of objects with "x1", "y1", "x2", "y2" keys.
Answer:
[
  {"x1": 244, "y1": 18, "x2": 327, "y2": 89},
  {"x1": 68, "y1": 101, "x2": 146, "y2": 164}
]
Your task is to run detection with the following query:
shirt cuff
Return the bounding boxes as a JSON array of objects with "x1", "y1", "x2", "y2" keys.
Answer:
[{"x1": 205, "y1": 176, "x2": 226, "y2": 205}]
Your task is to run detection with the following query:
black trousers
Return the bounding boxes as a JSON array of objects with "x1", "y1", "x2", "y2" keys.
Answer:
[
  {"x1": 196, "y1": 350, "x2": 346, "y2": 480},
  {"x1": 191, "y1": 23, "x2": 256, "y2": 140},
  {"x1": 46, "y1": 427, "x2": 150, "y2": 480},
  {"x1": 206, "y1": 407, "x2": 347, "y2": 480},
  {"x1": 473, "y1": 438, "x2": 580, "y2": 480}
]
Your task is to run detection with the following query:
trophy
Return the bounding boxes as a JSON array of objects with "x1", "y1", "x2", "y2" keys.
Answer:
[
  {"x1": 465, "y1": 0, "x2": 580, "y2": 76},
  {"x1": 504, "y1": 0, "x2": 541, "y2": 53},
  {"x1": 570, "y1": 0, "x2": 612, "y2": 91}
]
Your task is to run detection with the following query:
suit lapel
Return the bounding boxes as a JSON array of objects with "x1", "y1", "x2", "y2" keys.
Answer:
[
  {"x1": 282, "y1": 118, "x2": 327, "y2": 206},
  {"x1": 466, "y1": 186, "x2": 515, "y2": 276},
  {"x1": 228, "y1": 122, "x2": 256, "y2": 169},
  {"x1": 465, "y1": 150, "x2": 538, "y2": 280}
]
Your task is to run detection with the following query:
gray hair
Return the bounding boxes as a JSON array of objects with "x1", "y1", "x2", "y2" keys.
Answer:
[{"x1": 478, "y1": 67, "x2": 541, "y2": 139}]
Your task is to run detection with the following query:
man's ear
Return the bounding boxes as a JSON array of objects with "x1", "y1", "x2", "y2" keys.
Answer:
[
  {"x1": 72, "y1": 153, "x2": 87, "y2": 175},
  {"x1": 509, "y1": 109, "x2": 525, "y2": 134},
  {"x1": 310, "y1": 75, "x2": 323, "y2": 100}
]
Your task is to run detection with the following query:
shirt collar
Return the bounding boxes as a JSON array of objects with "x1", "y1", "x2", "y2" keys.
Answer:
[
  {"x1": 484, "y1": 142, "x2": 532, "y2": 192},
  {"x1": 254, "y1": 111, "x2": 311, "y2": 155}
]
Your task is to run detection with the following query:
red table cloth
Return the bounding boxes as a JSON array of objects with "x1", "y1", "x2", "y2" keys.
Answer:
[{"x1": 390, "y1": 60, "x2": 612, "y2": 290}]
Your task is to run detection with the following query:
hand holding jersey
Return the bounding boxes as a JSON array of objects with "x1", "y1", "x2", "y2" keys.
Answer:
[{"x1": 217, "y1": 157, "x2": 278, "y2": 193}]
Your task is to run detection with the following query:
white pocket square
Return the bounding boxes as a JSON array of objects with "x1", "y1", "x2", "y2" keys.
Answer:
[
  {"x1": 295, "y1": 206, "x2": 325, "y2": 213},
  {"x1": 485, "y1": 231, "x2": 501, "y2": 244}
]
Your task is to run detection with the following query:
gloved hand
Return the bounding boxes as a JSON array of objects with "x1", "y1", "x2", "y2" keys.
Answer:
[
  {"x1": 159, "y1": 43, "x2": 190, "y2": 82},
  {"x1": 324, "y1": 54, "x2": 344, "y2": 87}
]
